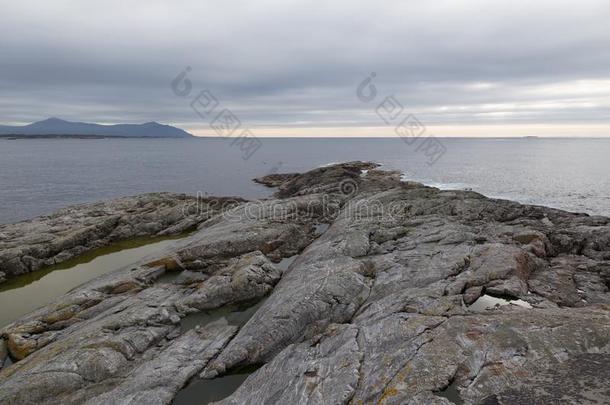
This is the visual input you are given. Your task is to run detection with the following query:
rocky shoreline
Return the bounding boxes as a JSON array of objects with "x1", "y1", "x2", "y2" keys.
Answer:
[
  {"x1": 0, "y1": 162, "x2": 608, "y2": 404},
  {"x1": 0, "y1": 193, "x2": 244, "y2": 282}
]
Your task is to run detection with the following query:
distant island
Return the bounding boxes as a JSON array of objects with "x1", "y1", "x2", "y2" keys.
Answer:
[{"x1": 0, "y1": 118, "x2": 193, "y2": 138}]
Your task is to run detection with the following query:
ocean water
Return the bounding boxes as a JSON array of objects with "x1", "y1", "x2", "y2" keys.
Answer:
[{"x1": 0, "y1": 137, "x2": 609, "y2": 224}]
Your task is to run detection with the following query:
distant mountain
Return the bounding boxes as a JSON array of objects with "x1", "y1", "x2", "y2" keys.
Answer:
[{"x1": 0, "y1": 118, "x2": 193, "y2": 138}]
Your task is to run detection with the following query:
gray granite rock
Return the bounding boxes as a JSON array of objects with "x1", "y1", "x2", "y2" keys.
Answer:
[
  {"x1": 0, "y1": 162, "x2": 609, "y2": 404},
  {"x1": 253, "y1": 172, "x2": 299, "y2": 187},
  {"x1": 84, "y1": 325, "x2": 237, "y2": 405},
  {"x1": 175, "y1": 251, "x2": 282, "y2": 313},
  {"x1": 216, "y1": 323, "x2": 362, "y2": 405},
  {"x1": 209, "y1": 163, "x2": 610, "y2": 404},
  {"x1": 0, "y1": 193, "x2": 244, "y2": 279}
]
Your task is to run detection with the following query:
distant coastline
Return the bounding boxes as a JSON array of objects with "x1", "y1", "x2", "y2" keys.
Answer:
[
  {"x1": 0, "y1": 134, "x2": 190, "y2": 140},
  {"x1": 0, "y1": 118, "x2": 193, "y2": 138}
]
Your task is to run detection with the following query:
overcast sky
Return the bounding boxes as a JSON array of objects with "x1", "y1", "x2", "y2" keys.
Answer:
[{"x1": 1, "y1": 0, "x2": 609, "y2": 136}]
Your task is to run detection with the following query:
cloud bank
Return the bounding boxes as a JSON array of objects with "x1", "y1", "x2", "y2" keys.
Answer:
[{"x1": 1, "y1": 0, "x2": 609, "y2": 136}]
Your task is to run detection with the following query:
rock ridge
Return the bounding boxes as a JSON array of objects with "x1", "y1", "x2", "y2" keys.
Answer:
[{"x1": 0, "y1": 161, "x2": 608, "y2": 404}]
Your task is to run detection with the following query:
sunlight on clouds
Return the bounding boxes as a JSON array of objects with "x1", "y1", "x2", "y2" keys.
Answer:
[
  {"x1": 465, "y1": 82, "x2": 498, "y2": 90},
  {"x1": 531, "y1": 80, "x2": 610, "y2": 97},
  {"x1": 1, "y1": 1, "x2": 609, "y2": 135},
  {"x1": 189, "y1": 123, "x2": 610, "y2": 138}
]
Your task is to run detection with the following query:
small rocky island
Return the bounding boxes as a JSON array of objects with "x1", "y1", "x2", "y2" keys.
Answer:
[{"x1": 0, "y1": 162, "x2": 608, "y2": 404}]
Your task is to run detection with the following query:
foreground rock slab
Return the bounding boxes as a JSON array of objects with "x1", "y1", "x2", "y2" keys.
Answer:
[
  {"x1": 208, "y1": 163, "x2": 610, "y2": 404},
  {"x1": 0, "y1": 161, "x2": 609, "y2": 404},
  {"x1": 84, "y1": 325, "x2": 237, "y2": 405}
]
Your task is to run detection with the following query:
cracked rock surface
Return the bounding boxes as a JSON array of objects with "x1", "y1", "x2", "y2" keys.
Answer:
[
  {"x1": 0, "y1": 193, "x2": 244, "y2": 279},
  {"x1": 0, "y1": 162, "x2": 609, "y2": 404}
]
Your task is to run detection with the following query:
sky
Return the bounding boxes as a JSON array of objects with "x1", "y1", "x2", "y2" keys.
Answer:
[{"x1": 1, "y1": 0, "x2": 609, "y2": 137}]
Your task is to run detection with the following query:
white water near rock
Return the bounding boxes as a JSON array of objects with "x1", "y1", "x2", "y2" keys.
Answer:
[{"x1": 1, "y1": 138, "x2": 609, "y2": 224}]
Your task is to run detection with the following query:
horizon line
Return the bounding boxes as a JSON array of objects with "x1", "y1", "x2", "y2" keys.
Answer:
[{"x1": 189, "y1": 123, "x2": 610, "y2": 138}]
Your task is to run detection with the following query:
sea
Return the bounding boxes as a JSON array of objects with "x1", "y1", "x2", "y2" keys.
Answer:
[{"x1": 1, "y1": 137, "x2": 609, "y2": 224}]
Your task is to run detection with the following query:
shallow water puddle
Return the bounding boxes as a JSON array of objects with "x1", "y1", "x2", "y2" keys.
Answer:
[
  {"x1": 173, "y1": 364, "x2": 262, "y2": 405},
  {"x1": 435, "y1": 378, "x2": 464, "y2": 404},
  {"x1": 314, "y1": 223, "x2": 330, "y2": 236},
  {"x1": 175, "y1": 299, "x2": 267, "y2": 404},
  {"x1": 180, "y1": 298, "x2": 267, "y2": 332},
  {"x1": 1, "y1": 339, "x2": 11, "y2": 368},
  {"x1": 275, "y1": 255, "x2": 298, "y2": 272},
  {"x1": 2, "y1": 353, "x2": 12, "y2": 368},
  {"x1": 469, "y1": 294, "x2": 532, "y2": 311},
  {"x1": 0, "y1": 235, "x2": 185, "y2": 328},
  {"x1": 156, "y1": 270, "x2": 184, "y2": 284}
]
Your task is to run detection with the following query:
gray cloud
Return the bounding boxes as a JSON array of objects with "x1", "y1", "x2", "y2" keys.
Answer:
[{"x1": 1, "y1": 0, "x2": 609, "y2": 132}]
